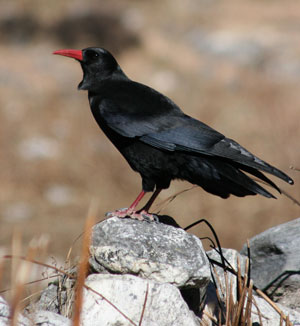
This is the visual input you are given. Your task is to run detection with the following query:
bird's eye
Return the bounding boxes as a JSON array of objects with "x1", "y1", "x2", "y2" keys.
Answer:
[{"x1": 86, "y1": 50, "x2": 99, "y2": 61}]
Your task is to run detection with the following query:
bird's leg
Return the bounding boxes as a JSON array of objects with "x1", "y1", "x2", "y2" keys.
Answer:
[
  {"x1": 106, "y1": 189, "x2": 162, "y2": 222},
  {"x1": 106, "y1": 190, "x2": 146, "y2": 218},
  {"x1": 127, "y1": 190, "x2": 146, "y2": 215},
  {"x1": 138, "y1": 188, "x2": 162, "y2": 213},
  {"x1": 132, "y1": 188, "x2": 162, "y2": 221}
]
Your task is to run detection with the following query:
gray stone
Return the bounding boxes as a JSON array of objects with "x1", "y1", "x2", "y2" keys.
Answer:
[
  {"x1": 207, "y1": 248, "x2": 248, "y2": 301},
  {"x1": 89, "y1": 217, "x2": 210, "y2": 288},
  {"x1": 241, "y1": 217, "x2": 300, "y2": 312},
  {"x1": 28, "y1": 311, "x2": 71, "y2": 326},
  {"x1": 35, "y1": 283, "x2": 60, "y2": 313},
  {"x1": 32, "y1": 276, "x2": 75, "y2": 316},
  {"x1": 81, "y1": 274, "x2": 199, "y2": 326},
  {"x1": 1, "y1": 296, "x2": 71, "y2": 326},
  {"x1": 0, "y1": 296, "x2": 29, "y2": 326},
  {"x1": 34, "y1": 283, "x2": 64, "y2": 314},
  {"x1": 0, "y1": 297, "x2": 9, "y2": 320},
  {"x1": 251, "y1": 295, "x2": 300, "y2": 326},
  {"x1": 201, "y1": 248, "x2": 300, "y2": 325}
]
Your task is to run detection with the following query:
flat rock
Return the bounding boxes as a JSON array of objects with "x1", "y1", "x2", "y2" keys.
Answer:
[
  {"x1": 81, "y1": 273, "x2": 199, "y2": 326},
  {"x1": 241, "y1": 217, "x2": 300, "y2": 312},
  {"x1": 89, "y1": 217, "x2": 210, "y2": 288}
]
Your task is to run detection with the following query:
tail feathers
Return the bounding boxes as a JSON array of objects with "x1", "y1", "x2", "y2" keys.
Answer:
[
  {"x1": 236, "y1": 164, "x2": 281, "y2": 194},
  {"x1": 212, "y1": 138, "x2": 294, "y2": 185},
  {"x1": 184, "y1": 157, "x2": 277, "y2": 199},
  {"x1": 217, "y1": 164, "x2": 276, "y2": 199}
]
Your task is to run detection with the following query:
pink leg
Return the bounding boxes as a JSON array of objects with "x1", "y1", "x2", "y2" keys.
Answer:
[
  {"x1": 106, "y1": 190, "x2": 146, "y2": 219},
  {"x1": 138, "y1": 188, "x2": 162, "y2": 213},
  {"x1": 127, "y1": 190, "x2": 146, "y2": 214},
  {"x1": 106, "y1": 189, "x2": 162, "y2": 221},
  {"x1": 132, "y1": 188, "x2": 162, "y2": 221}
]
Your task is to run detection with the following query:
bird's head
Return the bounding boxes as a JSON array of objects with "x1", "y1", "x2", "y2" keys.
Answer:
[{"x1": 53, "y1": 47, "x2": 125, "y2": 91}]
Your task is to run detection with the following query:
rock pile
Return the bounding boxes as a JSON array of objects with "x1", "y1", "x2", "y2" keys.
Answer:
[{"x1": 1, "y1": 216, "x2": 300, "y2": 325}]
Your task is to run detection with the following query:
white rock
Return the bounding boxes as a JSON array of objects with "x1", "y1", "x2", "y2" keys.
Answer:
[
  {"x1": 0, "y1": 296, "x2": 29, "y2": 326},
  {"x1": 251, "y1": 295, "x2": 300, "y2": 326},
  {"x1": 81, "y1": 274, "x2": 199, "y2": 326},
  {"x1": 90, "y1": 217, "x2": 210, "y2": 288},
  {"x1": 28, "y1": 310, "x2": 71, "y2": 326}
]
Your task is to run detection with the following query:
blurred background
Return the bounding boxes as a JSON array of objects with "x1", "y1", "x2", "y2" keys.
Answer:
[{"x1": 0, "y1": 0, "x2": 299, "y2": 262}]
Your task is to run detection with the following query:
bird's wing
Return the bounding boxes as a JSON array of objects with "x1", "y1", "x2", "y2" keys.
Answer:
[
  {"x1": 99, "y1": 98, "x2": 292, "y2": 184},
  {"x1": 142, "y1": 123, "x2": 292, "y2": 184},
  {"x1": 99, "y1": 98, "x2": 224, "y2": 151}
]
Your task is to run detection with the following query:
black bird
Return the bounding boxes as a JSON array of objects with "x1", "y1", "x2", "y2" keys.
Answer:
[{"x1": 53, "y1": 47, "x2": 294, "y2": 220}]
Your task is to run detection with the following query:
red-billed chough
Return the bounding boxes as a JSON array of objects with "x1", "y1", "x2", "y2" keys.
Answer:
[{"x1": 53, "y1": 47, "x2": 294, "y2": 220}]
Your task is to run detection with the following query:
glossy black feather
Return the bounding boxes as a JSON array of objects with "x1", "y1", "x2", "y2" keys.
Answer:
[{"x1": 78, "y1": 47, "x2": 293, "y2": 198}]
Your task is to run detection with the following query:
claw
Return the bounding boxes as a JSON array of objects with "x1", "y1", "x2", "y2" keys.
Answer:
[
  {"x1": 132, "y1": 210, "x2": 158, "y2": 222},
  {"x1": 105, "y1": 208, "x2": 130, "y2": 218},
  {"x1": 106, "y1": 208, "x2": 158, "y2": 222}
]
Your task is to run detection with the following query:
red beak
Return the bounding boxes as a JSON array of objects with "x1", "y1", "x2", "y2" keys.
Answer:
[{"x1": 53, "y1": 49, "x2": 83, "y2": 61}]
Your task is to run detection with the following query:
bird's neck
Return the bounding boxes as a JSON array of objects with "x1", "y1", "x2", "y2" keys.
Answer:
[{"x1": 79, "y1": 68, "x2": 128, "y2": 92}]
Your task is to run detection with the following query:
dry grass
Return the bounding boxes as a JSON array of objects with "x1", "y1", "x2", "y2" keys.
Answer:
[{"x1": 202, "y1": 256, "x2": 294, "y2": 326}]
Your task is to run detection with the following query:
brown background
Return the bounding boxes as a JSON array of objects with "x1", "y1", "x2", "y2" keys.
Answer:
[{"x1": 0, "y1": 0, "x2": 299, "y2": 263}]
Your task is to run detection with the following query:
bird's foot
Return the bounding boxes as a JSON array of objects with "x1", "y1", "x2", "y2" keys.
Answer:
[
  {"x1": 131, "y1": 210, "x2": 158, "y2": 222},
  {"x1": 105, "y1": 208, "x2": 131, "y2": 218},
  {"x1": 106, "y1": 208, "x2": 158, "y2": 222}
]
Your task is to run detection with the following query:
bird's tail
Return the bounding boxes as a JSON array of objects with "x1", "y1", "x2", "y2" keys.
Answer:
[
  {"x1": 212, "y1": 138, "x2": 294, "y2": 186},
  {"x1": 182, "y1": 156, "x2": 279, "y2": 199}
]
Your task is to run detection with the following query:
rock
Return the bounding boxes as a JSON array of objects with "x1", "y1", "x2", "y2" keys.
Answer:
[
  {"x1": 27, "y1": 311, "x2": 71, "y2": 326},
  {"x1": 32, "y1": 276, "x2": 75, "y2": 316},
  {"x1": 0, "y1": 296, "x2": 28, "y2": 326},
  {"x1": 5, "y1": 215, "x2": 300, "y2": 325},
  {"x1": 207, "y1": 248, "x2": 248, "y2": 301},
  {"x1": 251, "y1": 294, "x2": 300, "y2": 326},
  {"x1": 1, "y1": 295, "x2": 71, "y2": 326},
  {"x1": 201, "y1": 247, "x2": 300, "y2": 325},
  {"x1": 0, "y1": 297, "x2": 10, "y2": 320},
  {"x1": 89, "y1": 217, "x2": 210, "y2": 289},
  {"x1": 34, "y1": 283, "x2": 66, "y2": 314},
  {"x1": 81, "y1": 273, "x2": 200, "y2": 326},
  {"x1": 180, "y1": 288, "x2": 201, "y2": 315},
  {"x1": 241, "y1": 217, "x2": 300, "y2": 312},
  {"x1": 272, "y1": 286, "x2": 300, "y2": 314}
]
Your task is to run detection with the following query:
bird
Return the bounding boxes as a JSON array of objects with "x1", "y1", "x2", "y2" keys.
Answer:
[{"x1": 53, "y1": 47, "x2": 294, "y2": 221}]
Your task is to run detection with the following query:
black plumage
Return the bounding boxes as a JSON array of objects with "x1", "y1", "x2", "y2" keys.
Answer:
[{"x1": 53, "y1": 47, "x2": 293, "y2": 219}]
